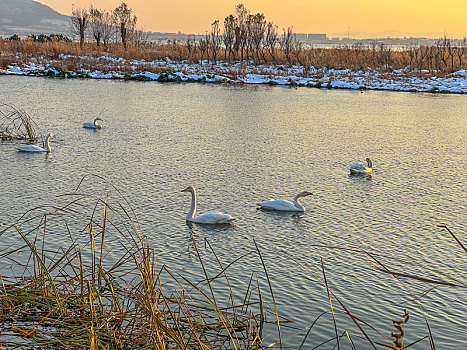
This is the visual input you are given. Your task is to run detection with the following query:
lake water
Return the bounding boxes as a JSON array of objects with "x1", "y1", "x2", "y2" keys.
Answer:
[{"x1": 0, "y1": 75, "x2": 466, "y2": 348}]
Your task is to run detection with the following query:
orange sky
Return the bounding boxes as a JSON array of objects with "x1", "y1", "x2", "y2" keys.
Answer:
[{"x1": 38, "y1": 0, "x2": 467, "y2": 37}]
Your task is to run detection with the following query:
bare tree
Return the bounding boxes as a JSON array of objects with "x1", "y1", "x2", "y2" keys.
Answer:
[
  {"x1": 205, "y1": 32, "x2": 211, "y2": 62},
  {"x1": 445, "y1": 37, "x2": 455, "y2": 72},
  {"x1": 301, "y1": 49, "x2": 314, "y2": 77},
  {"x1": 130, "y1": 28, "x2": 148, "y2": 46},
  {"x1": 113, "y1": 3, "x2": 137, "y2": 50},
  {"x1": 281, "y1": 27, "x2": 294, "y2": 65},
  {"x1": 455, "y1": 36, "x2": 466, "y2": 68},
  {"x1": 198, "y1": 36, "x2": 209, "y2": 65},
  {"x1": 71, "y1": 5, "x2": 88, "y2": 49},
  {"x1": 439, "y1": 37, "x2": 449, "y2": 71},
  {"x1": 429, "y1": 44, "x2": 438, "y2": 72},
  {"x1": 88, "y1": 6, "x2": 104, "y2": 46},
  {"x1": 101, "y1": 10, "x2": 116, "y2": 47},
  {"x1": 419, "y1": 45, "x2": 430, "y2": 72},
  {"x1": 88, "y1": 6, "x2": 117, "y2": 47},
  {"x1": 245, "y1": 14, "x2": 253, "y2": 61},
  {"x1": 265, "y1": 22, "x2": 278, "y2": 64},
  {"x1": 234, "y1": 4, "x2": 249, "y2": 63},
  {"x1": 222, "y1": 4, "x2": 268, "y2": 64},
  {"x1": 186, "y1": 35, "x2": 197, "y2": 64},
  {"x1": 292, "y1": 37, "x2": 304, "y2": 66},
  {"x1": 223, "y1": 15, "x2": 236, "y2": 60},
  {"x1": 379, "y1": 43, "x2": 392, "y2": 70},
  {"x1": 249, "y1": 13, "x2": 266, "y2": 64},
  {"x1": 210, "y1": 20, "x2": 221, "y2": 65},
  {"x1": 407, "y1": 45, "x2": 416, "y2": 71}
]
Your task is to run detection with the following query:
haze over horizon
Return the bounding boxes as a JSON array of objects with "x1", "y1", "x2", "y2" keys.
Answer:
[{"x1": 37, "y1": 0, "x2": 467, "y2": 38}]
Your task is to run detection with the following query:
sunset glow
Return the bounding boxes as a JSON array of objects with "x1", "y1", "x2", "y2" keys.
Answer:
[{"x1": 38, "y1": 0, "x2": 467, "y2": 37}]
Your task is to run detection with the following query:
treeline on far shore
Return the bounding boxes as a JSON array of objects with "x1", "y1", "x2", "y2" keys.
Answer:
[{"x1": 0, "y1": 3, "x2": 466, "y2": 74}]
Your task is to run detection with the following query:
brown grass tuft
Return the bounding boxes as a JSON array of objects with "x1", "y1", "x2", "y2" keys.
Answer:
[{"x1": 0, "y1": 104, "x2": 40, "y2": 141}]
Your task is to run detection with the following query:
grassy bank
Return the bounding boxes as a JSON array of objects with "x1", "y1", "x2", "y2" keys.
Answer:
[
  {"x1": 1, "y1": 39, "x2": 466, "y2": 93},
  {"x1": 1, "y1": 39, "x2": 466, "y2": 74}
]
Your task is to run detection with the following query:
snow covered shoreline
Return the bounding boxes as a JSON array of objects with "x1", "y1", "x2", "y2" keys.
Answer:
[{"x1": 1, "y1": 54, "x2": 466, "y2": 94}]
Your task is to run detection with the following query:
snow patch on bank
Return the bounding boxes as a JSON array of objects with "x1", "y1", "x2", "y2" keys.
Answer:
[{"x1": 1, "y1": 55, "x2": 466, "y2": 94}]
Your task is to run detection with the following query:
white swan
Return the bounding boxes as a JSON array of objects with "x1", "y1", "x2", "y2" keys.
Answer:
[
  {"x1": 16, "y1": 133, "x2": 55, "y2": 152},
  {"x1": 349, "y1": 158, "x2": 373, "y2": 174},
  {"x1": 259, "y1": 191, "x2": 312, "y2": 212},
  {"x1": 83, "y1": 117, "x2": 103, "y2": 129},
  {"x1": 182, "y1": 186, "x2": 236, "y2": 224}
]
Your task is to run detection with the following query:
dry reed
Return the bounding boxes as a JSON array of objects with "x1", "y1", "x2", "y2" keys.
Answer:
[
  {"x1": 1, "y1": 39, "x2": 466, "y2": 75},
  {"x1": 0, "y1": 175, "x2": 267, "y2": 349},
  {"x1": 0, "y1": 104, "x2": 40, "y2": 141}
]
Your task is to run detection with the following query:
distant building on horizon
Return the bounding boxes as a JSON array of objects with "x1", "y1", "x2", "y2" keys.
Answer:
[
  {"x1": 307, "y1": 33, "x2": 327, "y2": 41},
  {"x1": 294, "y1": 33, "x2": 308, "y2": 40}
]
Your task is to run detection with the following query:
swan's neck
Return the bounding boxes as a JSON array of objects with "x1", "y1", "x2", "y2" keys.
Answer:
[
  {"x1": 45, "y1": 135, "x2": 52, "y2": 152},
  {"x1": 293, "y1": 195, "x2": 305, "y2": 211},
  {"x1": 186, "y1": 190, "x2": 197, "y2": 221}
]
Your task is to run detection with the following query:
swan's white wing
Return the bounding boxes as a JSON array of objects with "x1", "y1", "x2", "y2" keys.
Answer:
[
  {"x1": 83, "y1": 122, "x2": 98, "y2": 128},
  {"x1": 193, "y1": 211, "x2": 236, "y2": 224},
  {"x1": 349, "y1": 163, "x2": 368, "y2": 173},
  {"x1": 16, "y1": 145, "x2": 46, "y2": 152},
  {"x1": 259, "y1": 199, "x2": 299, "y2": 211}
]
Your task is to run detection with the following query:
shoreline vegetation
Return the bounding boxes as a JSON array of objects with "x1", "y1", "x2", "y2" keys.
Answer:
[
  {"x1": 1, "y1": 3, "x2": 467, "y2": 93},
  {"x1": 0, "y1": 176, "x2": 466, "y2": 349},
  {"x1": 1, "y1": 40, "x2": 465, "y2": 94}
]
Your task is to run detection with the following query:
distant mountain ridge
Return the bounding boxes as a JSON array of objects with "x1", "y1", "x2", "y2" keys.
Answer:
[{"x1": 0, "y1": 0, "x2": 69, "y2": 36}]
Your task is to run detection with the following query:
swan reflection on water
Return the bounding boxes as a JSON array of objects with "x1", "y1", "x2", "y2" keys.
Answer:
[
  {"x1": 349, "y1": 172, "x2": 373, "y2": 181},
  {"x1": 185, "y1": 221, "x2": 236, "y2": 234},
  {"x1": 185, "y1": 221, "x2": 236, "y2": 250},
  {"x1": 258, "y1": 209, "x2": 306, "y2": 224}
]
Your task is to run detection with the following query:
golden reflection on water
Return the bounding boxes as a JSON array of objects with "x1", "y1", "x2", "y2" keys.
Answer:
[{"x1": 0, "y1": 77, "x2": 465, "y2": 348}]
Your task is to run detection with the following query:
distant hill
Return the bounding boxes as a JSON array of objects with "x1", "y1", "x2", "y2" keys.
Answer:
[{"x1": 0, "y1": 0, "x2": 69, "y2": 36}]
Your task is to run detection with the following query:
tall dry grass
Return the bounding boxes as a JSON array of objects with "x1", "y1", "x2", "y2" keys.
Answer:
[
  {"x1": 0, "y1": 104, "x2": 40, "y2": 141},
  {"x1": 0, "y1": 176, "x2": 268, "y2": 349},
  {"x1": 1, "y1": 39, "x2": 466, "y2": 75}
]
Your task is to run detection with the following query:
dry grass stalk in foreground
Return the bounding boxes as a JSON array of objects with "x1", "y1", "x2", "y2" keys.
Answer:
[
  {"x1": 390, "y1": 309, "x2": 409, "y2": 350},
  {"x1": 0, "y1": 104, "x2": 39, "y2": 141},
  {"x1": 280, "y1": 226, "x2": 466, "y2": 350},
  {"x1": 0, "y1": 176, "x2": 267, "y2": 349}
]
